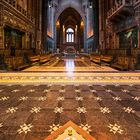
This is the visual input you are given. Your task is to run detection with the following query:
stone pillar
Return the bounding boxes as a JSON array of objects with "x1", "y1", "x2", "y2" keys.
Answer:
[
  {"x1": 63, "y1": 26, "x2": 65, "y2": 44},
  {"x1": 42, "y1": 0, "x2": 48, "y2": 52},
  {"x1": 75, "y1": 25, "x2": 78, "y2": 44},
  {"x1": 0, "y1": 4, "x2": 4, "y2": 49},
  {"x1": 92, "y1": 0, "x2": 99, "y2": 51},
  {"x1": 138, "y1": 19, "x2": 140, "y2": 48},
  {"x1": 137, "y1": 17, "x2": 140, "y2": 48},
  {"x1": 0, "y1": 26, "x2": 4, "y2": 49}
]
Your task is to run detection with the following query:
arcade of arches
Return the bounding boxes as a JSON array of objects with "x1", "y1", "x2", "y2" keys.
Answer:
[{"x1": 0, "y1": 0, "x2": 140, "y2": 140}]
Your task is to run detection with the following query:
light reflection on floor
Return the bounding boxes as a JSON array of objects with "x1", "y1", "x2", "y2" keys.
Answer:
[
  {"x1": 65, "y1": 59, "x2": 75, "y2": 77},
  {"x1": 23, "y1": 58, "x2": 118, "y2": 72}
]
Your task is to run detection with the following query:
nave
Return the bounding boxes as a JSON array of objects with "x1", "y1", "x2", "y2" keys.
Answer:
[
  {"x1": 23, "y1": 55, "x2": 117, "y2": 72},
  {"x1": 0, "y1": 0, "x2": 140, "y2": 139}
]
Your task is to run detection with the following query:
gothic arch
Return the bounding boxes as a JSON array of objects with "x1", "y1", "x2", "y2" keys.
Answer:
[{"x1": 55, "y1": 6, "x2": 85, "y2": 24}]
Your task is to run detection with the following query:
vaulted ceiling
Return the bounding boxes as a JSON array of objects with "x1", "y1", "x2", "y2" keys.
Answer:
[
  {"x1": 54, "y1": 0, "x2": 86, "y2": 22},
  {"x1": 58, "y1": 8, "x2": 82, "y2": 28}
]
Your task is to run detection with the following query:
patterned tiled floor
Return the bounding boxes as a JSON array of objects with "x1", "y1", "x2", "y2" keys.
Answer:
[
  {"x1": 24, "y1": 58, "x2": 117, "y2": 72},
  {"x1": 0, "y1": 84, "x2": 139, "y2": 140}
]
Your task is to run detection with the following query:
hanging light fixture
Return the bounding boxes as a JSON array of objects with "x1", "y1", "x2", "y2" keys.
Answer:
[
  {"x1": 88, "y1": 1, "x2": 93, "y2": 9},
  {"x1": 48, "y1": 0, "x2": 52, "y2": 8}
]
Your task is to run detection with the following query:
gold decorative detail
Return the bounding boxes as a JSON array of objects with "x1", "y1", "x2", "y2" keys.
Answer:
[{"x1": 68, "y1": 130, "x2": 72, "y2": 136}]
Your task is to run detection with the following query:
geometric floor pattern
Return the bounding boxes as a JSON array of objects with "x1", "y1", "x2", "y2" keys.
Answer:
[{"x1": 0, "y1": 84, "x2": 139, "y2": 140}]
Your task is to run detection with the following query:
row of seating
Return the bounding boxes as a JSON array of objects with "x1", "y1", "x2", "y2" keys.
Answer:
[
  {"x1": 18, "y1": 54, "x2": 53, "y2": 70},
  {"x1": 0, "y1": 53, "x2": 54, "y2": 71},
  {"x1": 90, "y1": 55, "x2": 113, "y2": 66},
  {"x1": 90, "y1": 54, "x2": 129, "y2": 71}
]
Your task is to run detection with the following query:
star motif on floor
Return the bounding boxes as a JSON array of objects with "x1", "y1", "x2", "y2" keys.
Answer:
[
  {"x1": 59, "y1": 89, "x2": 65, "y2": 93},
  {"x1": 132, "y1": 96, "x2": 140, "y2": 101},
  {"x1": 74, "y1": 84, "x2": 79, "y2": 87},
  {"x1": 57, "y1": 97, "x2": 65, "y2": 101},
  {"x1": 61, "y1": 84, "x2": 65, "y2": 87},
  {"x1": 75, "y1": 89, "x2": 81, "y2": 93},
  {"x1": 0, "y1": 90, "x2": 3, "y2": 92},
  {"x1": 38, "y1": 96, "x2": 47, "y2": 101},
  {"x1": 76, "y1": 97, "x2": 83, "y2": 101},
  {"x1": 43, "y1": 89, "x2": 50, "y2": 93},
  {"x1": 19, "y1": 96, "x2": 28, "y2": 101},
  {"x1": 129, "y1": 84, "x2": 134, "y2": 87},
  {"x1": 122, "y1": 89, "x2": 130, "y2": 93},
  {"x1": 6, "y1": 107, "x2": 18, "y2": 114},
  {"x1": 0, "y1": 96, "x2": 10, "y2": 101},
  {"x1": 114, "y1": 84, "x2": 120, "y2": 87},
  {"x1": 123, "y1": 107, "x2": 135, "y2": 114},
  {"x1": 106, "y1": 89, "x2": 112, "y2": 93},
  {"x1": 12, "y1": 89, "x2": 20, "y2": 93},
  {"x1": 101, "y1": 84, "x2": 106, "y2": 87},
  {"x1": 48, "y1": 124, "x2": 61, "y2": 134},
  {"x1": 100, "y1": 107, "x2": 111, "y2": 114},
  {"x1": 17, "y1": 124, "x2": 33, "y2": 134},
  {"x1": 80, "y1": 124, "x2": 91, "y2": 133},
  {"x1": 108, "y1": 123, "x2": 124, "y2": 134},
  {"x1": 48, "y1": 84, "x2": 52, "y2": 87},
  {"x1": 54, "y1": 107, "x2": 64, "y2": 113},
  {"x1": 21, "y1": 84, "x2": 26, "y2": 86},
  {"x1": 88, "y1": 84, "x2": 92, "y2": 87},
  {"x1": 113, "y1": 96, "x2": 122, "y2": 101},
  {"x1": 94, "y1": 97, "x2": 102, "y2": 101},
  {"x1": 34, "y1": 84, "x2": 40, "y2": 87},
  {"x1": 0, "y1": 123, "x2": 3, "y2": 128},
  {"x1": 77, "y1": 107, "x2": 87, "y2": 114},
  {"x1": 28, "y1": 89, "x2": 35, "y2": 93},
  {"x1": 90, "y1": 89, "x2": 97, "y2": 93},
  {"x1": 30, "y1": 107, "x2": 41, "y2": 113}
]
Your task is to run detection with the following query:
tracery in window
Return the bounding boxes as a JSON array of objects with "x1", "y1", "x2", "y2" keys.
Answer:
[{"x1": 66, "y1": 28, "x2": 74, "y2": 43}]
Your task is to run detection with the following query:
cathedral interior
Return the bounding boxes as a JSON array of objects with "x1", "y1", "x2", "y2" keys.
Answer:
[{"x1": 0, "y1": 0, "x2": 140, "y2": 140}]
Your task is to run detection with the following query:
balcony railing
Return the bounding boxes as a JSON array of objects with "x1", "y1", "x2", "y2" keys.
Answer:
[
  {"x1": 1, "y1": 0, "x2": 35, "y2": 23},
  {"x1": 107, "y1": 0, "x2": 133, "y2": 19}
]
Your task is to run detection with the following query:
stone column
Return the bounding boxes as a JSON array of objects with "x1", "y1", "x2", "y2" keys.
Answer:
[
  {"x1": 92, "y1": 0, "x2": 99, "y2": 51},
  {"x1": 0, "y1": 4, "x2": 4, "y2": 49},
  {"x1": 0, "y1": 26, "x2": 4, "y2": 49},
  {"x1": 63, "y1": 26, "x2": 65, "y2": 44},
  {"x1": 75, "y1": 25, "x2": 78, "y2": 44},
  {"x1": 138, "y1": 18, "x2": 140, "y2": 48},
  {"x1": 42, "y1": 0, "x2": 48, "y2": 52}
]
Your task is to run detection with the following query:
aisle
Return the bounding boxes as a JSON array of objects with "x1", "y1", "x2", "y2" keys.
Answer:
[{"x1": 23, "y1": 58, "x2": 117, "y2": 72}]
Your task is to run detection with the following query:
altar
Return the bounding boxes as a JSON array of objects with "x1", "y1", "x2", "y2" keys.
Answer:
[{"x1": 64, "y1": 46, "x2": 77, "y2": 58}]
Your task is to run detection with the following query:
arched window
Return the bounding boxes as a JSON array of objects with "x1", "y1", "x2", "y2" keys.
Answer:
[{"x1": 66, "y1": 28, "x2": 74, "y2": 43}]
